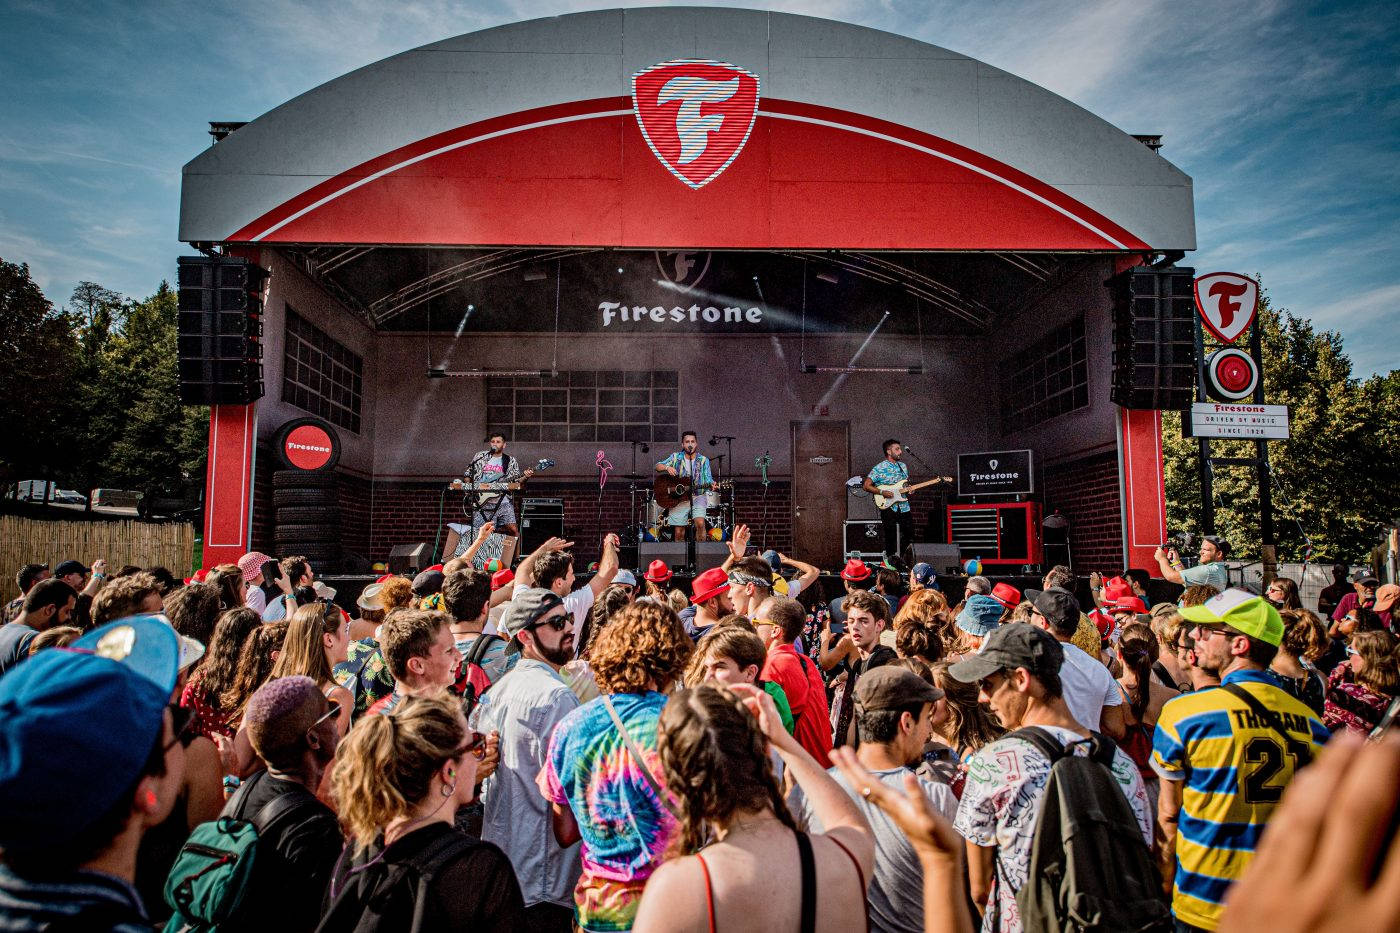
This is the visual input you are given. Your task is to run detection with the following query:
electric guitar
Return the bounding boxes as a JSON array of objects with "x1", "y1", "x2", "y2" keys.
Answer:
[
  {"x1": 451, "y1": 458, "x2": 555, "y2": 503},
  {"x1": 873, "y1": 476, "x2": 954, "y2": 510},
  {"x1": 654, "y1": 476, "x2": 733, "y2": 512}
]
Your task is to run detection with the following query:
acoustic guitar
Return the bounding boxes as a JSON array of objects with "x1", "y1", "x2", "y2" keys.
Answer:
[
  {"x1": 873, "y1": 476, "x2": 954, "y2": 510},
  {"x1": 654, "y1": 475, "x2": 732, "y2": 511}
]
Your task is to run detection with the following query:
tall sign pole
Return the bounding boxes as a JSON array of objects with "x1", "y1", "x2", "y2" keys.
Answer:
[{"x1": 1193, "y1": 313, "x2": 1214, "y2": 534}]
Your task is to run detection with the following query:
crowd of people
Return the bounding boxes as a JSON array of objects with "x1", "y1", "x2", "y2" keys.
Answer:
[{"x1": 1, "y1": 538, "x2": 1398, "y2": 932}]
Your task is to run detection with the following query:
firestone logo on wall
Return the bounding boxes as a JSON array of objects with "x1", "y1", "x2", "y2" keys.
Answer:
[
  {"x1": 283, "y1": 424, "x2": 334, "y2": 471},
  {"x1": 632, "y1": 59, "x2": 761, "y2": 189}
]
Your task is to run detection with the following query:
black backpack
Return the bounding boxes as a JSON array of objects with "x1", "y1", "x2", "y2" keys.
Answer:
[
  {"x1": 315, "y1": 831, "x2": 480, "y2": 933},
  {"x1": 1009, "y1": 727, "x2": 1171, "y2": 933}
]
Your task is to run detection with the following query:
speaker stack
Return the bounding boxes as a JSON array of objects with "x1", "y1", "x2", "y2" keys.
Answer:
[
  {"x1": 1108, "y1": 266, "x2": 1197, "y2": 410},
  {"x1": 176, "y1": 255, "x2": 268, "y2": 405}
]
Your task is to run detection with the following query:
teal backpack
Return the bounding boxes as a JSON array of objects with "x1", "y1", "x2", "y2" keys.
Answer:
[{"x1": 162, "y1": 773, "x2": 314, "y2": 932}]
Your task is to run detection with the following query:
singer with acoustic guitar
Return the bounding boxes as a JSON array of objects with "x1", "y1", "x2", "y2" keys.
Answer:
[
  {"x1": 862, "y1": 438, "x2": 952, "y2": 567},
  {"x1": 655, "y1": 430, "x2": 715, "y2": 542}
]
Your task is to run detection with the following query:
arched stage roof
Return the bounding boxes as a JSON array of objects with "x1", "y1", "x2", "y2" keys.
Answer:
[{"x1": 179, "y1": 7, "x2": 1194, "y2": 253}]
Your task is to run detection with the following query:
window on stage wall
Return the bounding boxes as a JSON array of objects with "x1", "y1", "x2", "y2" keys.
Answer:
[
  {"x1": 485, "y1": 371, "x2": 678, "y2": 444},
  {"x1": 1001, "y1": 316, "x2": 1088, "y2": 433},
  {"x1": 282, "y1": 308, "x2": 363, "y2": 434}
]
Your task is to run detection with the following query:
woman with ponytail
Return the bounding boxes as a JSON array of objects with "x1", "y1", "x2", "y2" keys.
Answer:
[
  {"x1": 1115, "y1": 622, "x2": 1176, "y2": 813},
  {"x1": 322, "y1": 692, "x2": 524, "y2": 930},
  {"x1": 631, "y1": 683, "x2": 874, "y2": 933}
]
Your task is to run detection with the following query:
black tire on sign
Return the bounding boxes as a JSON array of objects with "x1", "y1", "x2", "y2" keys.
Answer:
[
  {"x1": 275, "y1": 507, "x2": 340, "y2": 524},
  {"x1": 274, "y1": 524, "x2": 339, "y2": 543},
  {"x1": 271, "y1": 417, "x2": 341, "y2": 473},
  {"x1": 272, "y1": 470, "x2": 337, "y2": 490},
  {"x1": 273, "y1": 488, "x2": 339, "y2": 509}
]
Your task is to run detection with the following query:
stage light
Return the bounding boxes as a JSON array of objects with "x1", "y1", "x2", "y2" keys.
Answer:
[
  {"x1": 428, "y1": 368, "x2": 558, "y2": 378},
  {"x1": 801, "y1": 364, "x2": 923, "y2": 375}
]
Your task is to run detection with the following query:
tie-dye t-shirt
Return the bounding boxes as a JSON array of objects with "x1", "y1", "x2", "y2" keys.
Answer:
[{"x1": 541, "y1": 691, "x2": 677, "y2": 932}]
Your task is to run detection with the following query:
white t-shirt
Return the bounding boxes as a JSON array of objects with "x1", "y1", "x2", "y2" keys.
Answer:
[
  {"x1": 244, "y1": 584, "x2": 267, "y2": 614},
  {"x1": 954, "y1": 726, "x2": 1152, "y2": 933},
  {"x1": 1058, "y1": 642, "x2": 1123, "y2": 732}
]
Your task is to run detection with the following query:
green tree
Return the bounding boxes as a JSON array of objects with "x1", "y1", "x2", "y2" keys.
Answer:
[
  {"x1": 1163, "y1": 292, "x2": 1400, "y2": 563},
  {"x1": 0, "y1": 258, "x2": 78, "y2": 490},
  {"x1": 57, "y1": 281, "x2": 126, "y2": 507}
]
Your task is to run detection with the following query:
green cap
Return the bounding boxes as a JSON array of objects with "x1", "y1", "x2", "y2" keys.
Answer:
[{"x1": 1178, "y1": 588, "x2": 1284, "y2": 647}]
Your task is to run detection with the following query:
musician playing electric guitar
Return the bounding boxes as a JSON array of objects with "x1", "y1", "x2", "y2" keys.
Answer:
[
  {"x1": 464, "y1": 432, "x2": 535, "y2": 538},
  {"x1": 655, "y1": 430, "x2": 714, "y2": 542},
  {"x1": 861, "y1": 438, "x2": 952, "y2": 567}
]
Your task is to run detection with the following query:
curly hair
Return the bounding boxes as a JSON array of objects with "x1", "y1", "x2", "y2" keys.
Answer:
[
  {"x1": 164, "y1": 582, "x2": 223, "y2": 647},
  {"x1": 578, "y1": 583, "x2": 634, "y2": 657},
  {"x1": 1352, "y1": 629, "x2": 1400, "y2": 696},
  {"x1": 895, "y1": 587, "x2": 948, "y2": 625},
  {"x1": 331, "y1": 692, "x2": 467, "y2": 851},
  {"x1": 1179, "y1": 584, "x2": 1219, "y2": 607},
  {"x1": 590, "y1": 602, "x2": 692, "y2": 695},
  {"x1": 378, "y1": 576, "x2": 416, "y2": 613},
  {"x1": 1279, "y1": 609, "x2": 1328, "y2": 662},
  {"x1": 193, "y1": 608, "x2": 262, "y2": 709},
  {"x1": 657, "y1": 684, "x2": 796, "y2": 857},
  {"x1": 894, "y1": 616, "x2": 944, "y2": 664}
]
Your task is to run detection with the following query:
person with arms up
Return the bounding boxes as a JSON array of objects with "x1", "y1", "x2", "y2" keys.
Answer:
[
  {"x1": 476, "y1": 589, "x2": 584, "y2": 933},
  {"x1": 1153, "y1": 589, "x2": 1329, "y2": 933},
  {"x1": 1154, "y1": 536, "x2": 1231, "y2": 591},
  {"x1": 515, "y1": 534, "x2": 621, "y2": 636}
]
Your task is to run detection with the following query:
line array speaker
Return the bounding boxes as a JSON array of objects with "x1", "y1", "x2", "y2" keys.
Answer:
[
  {"x1": 177, "y1": 255, "x2": 268, "y2": 405},
  {"x1": 1108, "y1": 265, "x2": 1196, "y2": 410}
]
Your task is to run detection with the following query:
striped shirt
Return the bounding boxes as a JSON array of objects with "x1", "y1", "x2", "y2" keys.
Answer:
[{"x1": 1152, "y1": 670, "x2": 1328, "y2": 930}]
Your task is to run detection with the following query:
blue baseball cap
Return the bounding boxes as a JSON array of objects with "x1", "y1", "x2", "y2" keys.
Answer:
[
  {"x1": 911, "y1": 562, "x2": 938, "y2": 588},
  {"x1": 761, "y1": 549, "x2": 783, "y2": 573},
  {"x1": 956, "y1": 594, "x2": 1004, "y2": 637},
  {"x1": 0, "y1": 616, "x2": 179, "y2": 848}
]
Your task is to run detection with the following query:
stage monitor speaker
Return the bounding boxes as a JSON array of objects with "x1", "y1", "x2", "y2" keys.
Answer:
[
  {"x1": 844, "y1": 520, "x2": 884, "y2": 561},
  {"x1": 388, "y1": 542, "x2": 429, "y2": 575},
  {"x1": 177, "y1": 255, "x2": 268, "y2": 405},
  {"x1": 520, "y1": 508, "x2": 565, "y2": 554},
  {"x1": 638, "y1": 541, "x2": 728, "y2": 574},
  {"x1": 911, "y1": 542, "x2": 961, "y2": 574},
  {"x1": 1108, "y1": 265, "x2": 1196, "y2": 411}
]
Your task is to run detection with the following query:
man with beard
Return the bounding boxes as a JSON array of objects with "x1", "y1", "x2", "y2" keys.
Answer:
[
  {"x1": 466, "y1": 432, "x2": 535, "y2": 540},
  {"x1": 478, "y1": 589, "x2": 582, "y2": 933},
  {"x1": 655, "y1": 430, "x2": 714, "y2": 542}
]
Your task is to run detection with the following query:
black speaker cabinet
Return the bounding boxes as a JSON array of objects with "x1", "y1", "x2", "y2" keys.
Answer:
[
  {"x1": 638, "y1": 541, "x2": 728, "y2": 574},
  {"x1": 1109, "y1": 265, "x2": 1196, "y2": 410}
]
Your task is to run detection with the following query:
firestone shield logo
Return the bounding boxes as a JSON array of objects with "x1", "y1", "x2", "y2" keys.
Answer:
[
  {"x1": 632, "y1": 59, "x2": 760, "y2": 189},
  {"x1": 1193, "y1": 272, "x2": 1260, "y2": 345}
]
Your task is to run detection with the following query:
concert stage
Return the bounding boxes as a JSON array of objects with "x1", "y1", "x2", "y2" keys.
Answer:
[{"x1": 180, "y1": 9, "x2": 1195, "y2": 576}]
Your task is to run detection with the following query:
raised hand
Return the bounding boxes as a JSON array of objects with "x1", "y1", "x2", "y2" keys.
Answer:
[
  {"x1": 729, "y1": 682, "x2": 787, "y2": 744},
  {"x1": 475, "y1": 521, "x2": 496, "y2": 541},
  {"x1": 829, "y1": 746, "x2": 962, "y2": 863}
]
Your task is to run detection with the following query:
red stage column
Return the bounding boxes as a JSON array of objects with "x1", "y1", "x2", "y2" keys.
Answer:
[
  {"x1": 202, "y1": 404, "x2": 257, "y2": 568},
  {"x1": 1117, "y1": 408, "x2": 1167, "y2": 571}
]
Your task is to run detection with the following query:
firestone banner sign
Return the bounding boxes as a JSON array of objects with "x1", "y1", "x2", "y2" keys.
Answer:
[
  {"x1": 958, "y1": 450, "x2": 1034, "y2": 496},
  {"x1": 1186, "y1": 403, "x2": 1290, "y2": 439}
]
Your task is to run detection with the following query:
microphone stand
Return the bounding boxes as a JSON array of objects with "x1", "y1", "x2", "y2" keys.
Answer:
[{"x1": 900, "y1": 446, "x2": 939, "y2": 561}]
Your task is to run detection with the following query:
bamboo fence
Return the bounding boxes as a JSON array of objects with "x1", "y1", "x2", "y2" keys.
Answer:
[{"x1": 0, "y1": 515, "x2": 195, "y2": 603}]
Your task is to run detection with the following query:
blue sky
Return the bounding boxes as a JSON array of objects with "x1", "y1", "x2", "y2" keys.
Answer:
[{"x1": 2, "y1": 0, "x2": 1396, "y2": 376}]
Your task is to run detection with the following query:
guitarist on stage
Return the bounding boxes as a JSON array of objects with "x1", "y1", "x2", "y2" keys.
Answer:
[
  {"x1": 465, "y1": 432, "x2": 534, "y2": 538},
  {"x1": 862, "y1": 438, "x2": 915, "y2": 567},
  {"x1": 655, "y1": 430, "x2": 713, "y2": 542}
]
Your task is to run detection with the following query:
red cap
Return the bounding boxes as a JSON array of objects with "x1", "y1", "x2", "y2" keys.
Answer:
[
  {"x1": 990, "y1": 582, "x2": 1021, "y2": 610},
  {"x1": 376, "y1": 573, "x2": 396, "y2": 584},
  {"x1": 1109, "y1": 595, "x2": 1149, "y2": 615},
  {"x1": 427, "y1": 564, "x2": 444, "y2": 573},
  {"x1": 840, "y1": 559, "x2": 872, "y2": 582},
  {"x1": 1102, "y1": 576, "x2": 1135, "y2": 602},
  {"x1": 645, "y1": 559, "x2": 673, "y2": 583},
  {"x1": 191, "y1": 568, "x2": 211, "y2": 583},
  {"x1": 691, "y1": 567, "x2": 730, "y2": 604},
  {"x1": 491, "y1": 568, "x2": 515, "y2": 591}
]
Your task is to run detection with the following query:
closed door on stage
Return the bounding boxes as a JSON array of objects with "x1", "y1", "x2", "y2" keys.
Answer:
[{"x1": 791, "y1": 420, "x2": 849, "y2": 569}]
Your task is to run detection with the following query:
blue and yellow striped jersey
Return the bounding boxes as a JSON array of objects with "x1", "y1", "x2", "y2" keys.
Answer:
[{"x1": 1152, "y1": 669, "x2": 1328, "y2": 930}]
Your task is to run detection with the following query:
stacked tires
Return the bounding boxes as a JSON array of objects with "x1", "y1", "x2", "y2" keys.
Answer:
[{"x1": 271, "y1": 418, "x2": 342, "y2": 569}]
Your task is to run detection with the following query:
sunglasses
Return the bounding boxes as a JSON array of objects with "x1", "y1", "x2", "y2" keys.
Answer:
[
  {"x1": 312, "y1": 700, "x2": 341, "y2": 729},
  {"x1": 455, "y1": 731, "x2": 488, "y2": 760},
  {"x1": 529, "y1": 614, "x2": 570, "y2": 633}
]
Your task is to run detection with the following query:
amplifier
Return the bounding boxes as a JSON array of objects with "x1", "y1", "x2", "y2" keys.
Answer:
[
  {"x1": 843, "y1": 520, "x2": 884, "y2": 561},
  {"x1": 520, "y1": 498, "x2": 565, "y2": 552},
  {"x1": 523, "y1": 497, "x2": 564, "y2": 511}
]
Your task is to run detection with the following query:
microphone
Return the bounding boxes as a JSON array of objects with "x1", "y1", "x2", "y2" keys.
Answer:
[{"x1": 902, "y1": 444, "x2": 913, "y2": 452}]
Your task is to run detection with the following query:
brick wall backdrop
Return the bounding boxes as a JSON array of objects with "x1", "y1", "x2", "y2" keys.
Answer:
[
  {"x1": 316, "y1": 477, "x2": 792, "y2": 566},
  {"x1": 1043, "y1": 451, "x2": 1124, "y2": 573},
  {"x1": 250, "y1": 447, "x2": 275, "y2": 555}
]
